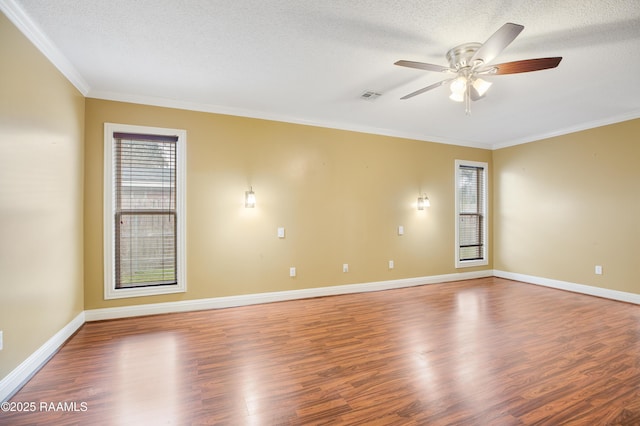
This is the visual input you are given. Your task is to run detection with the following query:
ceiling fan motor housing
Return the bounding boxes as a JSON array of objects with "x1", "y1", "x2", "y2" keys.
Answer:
[{"x1": 446, "y1": 42, "x2": 483, "y2": 70}]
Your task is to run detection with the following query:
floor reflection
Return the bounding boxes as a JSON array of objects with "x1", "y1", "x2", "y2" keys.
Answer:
[
  {"x1": 454, "y1": 288, "x2": 494, "y2": 407},
  {"x1": 113, "y1": 332, "x2": 178, "y2": 424}
]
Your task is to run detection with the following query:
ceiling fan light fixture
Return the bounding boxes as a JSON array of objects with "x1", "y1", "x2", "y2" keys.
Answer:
[
  {"x1": 449, "y1": 76, "x2": 467, "y2": 102},
  {"x1": 472, "y1": 78, "x2": 492, "y2": 97},
  {"x1": 449, "y1": 91, "x2": 465, "y2": 102},
  {"x1": 450, "y1": 76, "x2": 467, "y2": 95},
  {"x1": 395, "y1": 23, "x2": 562, "y2": 115}
]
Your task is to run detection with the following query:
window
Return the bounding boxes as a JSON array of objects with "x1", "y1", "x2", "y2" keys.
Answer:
[
  {"x1": 455, "y1": 160, "x2": 488, "y2": 268},
  {"x1": 104, "y1": 123, "x2": 186, "y2": 299}
]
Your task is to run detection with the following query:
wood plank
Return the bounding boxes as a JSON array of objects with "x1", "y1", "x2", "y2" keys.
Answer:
[{"x1": 3, "y1": 277, "x2": 640, "y2": 424}]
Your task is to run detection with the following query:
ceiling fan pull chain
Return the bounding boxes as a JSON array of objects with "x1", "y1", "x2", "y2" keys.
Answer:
[{"x1": 465, "y1": 87, "x2": 471, "y2": 116}]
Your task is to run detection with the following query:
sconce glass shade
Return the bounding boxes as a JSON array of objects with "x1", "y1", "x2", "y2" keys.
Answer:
[
  {"x1": 245, "y1": 187, "x2": 256, "y2": 208},
  {"x1": 417, "y1": 195, "x2": 430, "y2": 210}
]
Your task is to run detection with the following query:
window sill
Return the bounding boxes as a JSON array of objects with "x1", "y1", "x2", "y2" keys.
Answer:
[
  {"x1": 455, "y1": 259, "x2": 489, "y2": 269},
  {"x1": 104, "y1": 283, "x2": 186, "y2": 300}
]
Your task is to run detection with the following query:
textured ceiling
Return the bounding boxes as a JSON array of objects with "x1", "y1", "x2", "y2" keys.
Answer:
[{"x1": 4, "y1": 0, "x2": 640, "y2": 148}]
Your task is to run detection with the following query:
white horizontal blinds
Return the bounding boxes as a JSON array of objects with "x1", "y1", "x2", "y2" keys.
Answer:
[
  {"x1": 458, "y1": 164, "x2": 485, "y2": 261},
  {"x1": 113, "y1": 132, "x2": 178, "y2": 288}
]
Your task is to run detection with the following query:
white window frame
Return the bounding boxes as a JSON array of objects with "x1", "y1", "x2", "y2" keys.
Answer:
[
  {"x1": 104, "y1": 123, "x2": 187, "y2": 299},
  {"x1": 455, "y1": 159, "x2": 488, "y2": 268}
]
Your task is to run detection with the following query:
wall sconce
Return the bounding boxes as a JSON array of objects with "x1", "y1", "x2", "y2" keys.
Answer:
[
  {"x1": 417, "y1": 194, "x2": 430, "y2": 210},
  {"x1": 245, "y1": 186, "x2": 256, "y2": 208}
]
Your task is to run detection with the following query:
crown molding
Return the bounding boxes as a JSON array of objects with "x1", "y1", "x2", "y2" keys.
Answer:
[
  {"x1": 88, "y1": 91, "x2": 640, "y2": 151},
  {"x1": 4, "y1": 0, "x2": 637, "y2": 151},
  {"x1": 491, "y1": 110, "x2": 640, "y2": 150},
  {"x1": 88, "y1": 90, "x2": 494, "y2": 150},
  {"x1": 0, "y1": 0, "x2": 90, "y2": 95}
]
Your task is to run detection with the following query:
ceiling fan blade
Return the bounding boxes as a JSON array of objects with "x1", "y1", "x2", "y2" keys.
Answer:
[
  {"x1": 490, "y1": 57, "x2": 563, "y2": 75},
  {"x1": 470, "y1": 23, "x2": 524, "y2": 65},
  {"x1": 400, "y1": 79, "x2": 451, "y2": 100},
  {"x1": 394, "y1": 60, "x2": 452, "y2": 73}
]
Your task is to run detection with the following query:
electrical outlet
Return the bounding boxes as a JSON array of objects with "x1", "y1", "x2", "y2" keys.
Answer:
[
  {"x1": 289, "y1": 267, "x2": 296, "y2": 277},
  {"x1": 0, "y1": 330, "x2": 3, "y2": 351},
  {"x1": 277, "y1": 227, "x2": 285, "y2": 238},
  {"x1": 595, "y1": 265, "x2": 603, "y2": 275},
  {"x1": 343, "y1": 263, "x2": 349, "y2": 273},
  {"x1": 398, "y1": 225, "x2": 404, "y2": 235},
  {"x1": 388, "y1": 260, "x2": 394, "y2": 269}
]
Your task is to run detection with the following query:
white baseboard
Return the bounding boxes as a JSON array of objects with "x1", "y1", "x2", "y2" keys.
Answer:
[
  {"x1": 494, "y1": 270, "x2": 640, "y2": 305},
  {"x1": 1, "y1": 271, "x2": 491, "y2": 401},
  {"x1": 85, "y1": 270, "x2": 493, "y2": 321},
  {"x1": 0, "y1": 311, "x2": 85, "y2": 402},
  {"x1": 4, "y1": 270, "x2": 637, "y2": 402}
]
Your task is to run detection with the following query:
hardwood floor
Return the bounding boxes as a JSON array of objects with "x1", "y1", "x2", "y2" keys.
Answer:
[{"x1": 3, "y1": 277, "x2": 640, "y2": 425}]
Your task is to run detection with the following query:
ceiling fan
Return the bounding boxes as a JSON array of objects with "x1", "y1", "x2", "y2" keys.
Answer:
[{"x1": 395, "y1": 23, "x2": 562, "y2": 114}]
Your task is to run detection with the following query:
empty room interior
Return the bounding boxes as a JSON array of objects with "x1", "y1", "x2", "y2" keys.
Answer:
[{"x1": 1, "y1": 0, "x2": 640, "y2": 424}]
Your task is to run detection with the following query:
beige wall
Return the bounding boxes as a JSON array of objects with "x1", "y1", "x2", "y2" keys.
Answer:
[
  {"x1": 5, "y1": 1, "x2": 638, "y2": 389},
  {"x1": 493, "y1": 119, "x2": 640, "y2": 294},
  {"x1": 84, "y1": 99, "x2": 492, "y2": 308},
  {"x1": 0, "y1": 14, "x2": 85, "y2": 378}
]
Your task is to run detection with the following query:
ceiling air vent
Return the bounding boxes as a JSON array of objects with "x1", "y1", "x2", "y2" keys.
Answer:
[{"x1": 360, "y1": 90, "x2": 382, "y2": 101}]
